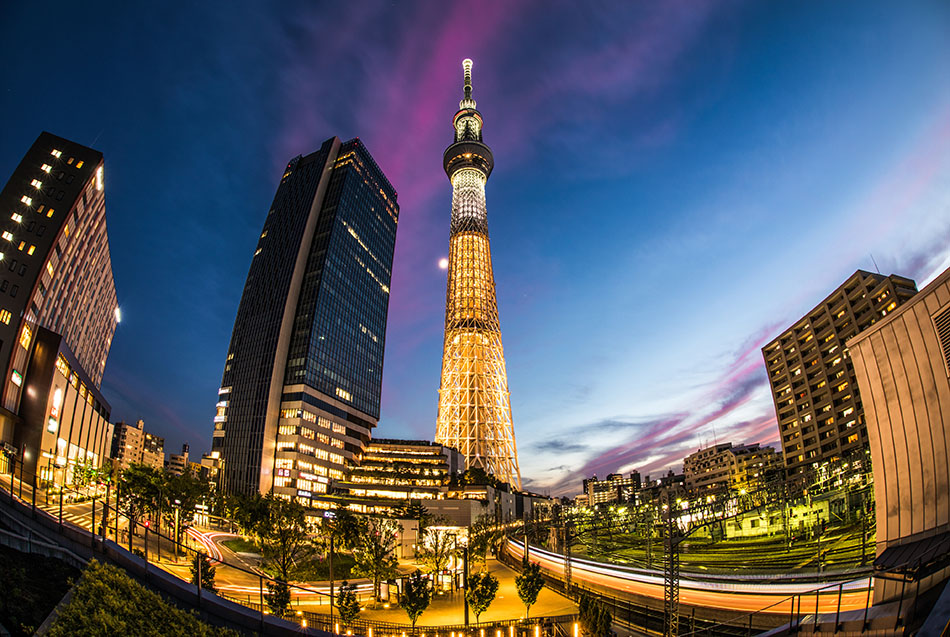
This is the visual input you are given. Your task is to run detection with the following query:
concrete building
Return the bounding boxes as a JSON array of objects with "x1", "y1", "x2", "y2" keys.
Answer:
[
  {"x1": 167, "y1": 443, "x2": 190, "y2": 476},
  {"x1": 0, "y1": 132, "x2": 119, "y2": 481},
  {"x1": 212, "y1": 137, "x2": 399, "y2": 499},
  {"x1": 582, "y1": 472, "x2": 641, "y2": 505},
  {"x1": 111, "y1": 419, "x2": 164, "y2": 471},
  {"x1": 848, "y1": 265, "x2": 950, "y2": 604},
  {"x1": 684, "y1": 443, "x2": 780, "y2": 494},
  {"x1": 762, "y1": 270, "x2": 917, "y2": 477}
]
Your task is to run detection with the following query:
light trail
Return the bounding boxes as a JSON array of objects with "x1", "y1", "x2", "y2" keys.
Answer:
[{"x1": 507, "y1": 539, "x2": 871, "y2": 614}]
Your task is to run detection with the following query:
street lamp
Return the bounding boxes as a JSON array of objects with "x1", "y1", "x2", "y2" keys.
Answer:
[{"x1": 174, "y1": 498, "x2": 182, "y2": 560}]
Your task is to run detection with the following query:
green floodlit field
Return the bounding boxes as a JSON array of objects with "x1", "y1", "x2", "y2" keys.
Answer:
[{"x1": 573, "y1": 519, "x2": 874, "y2": 576}]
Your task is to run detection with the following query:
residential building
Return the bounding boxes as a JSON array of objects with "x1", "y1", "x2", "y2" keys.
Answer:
[
  {"x1": 167, "y1": 443, "x2": 189, "y2": 476},
  {"x1": 212, "y1": 137, "x2": 399, "y2": 499},
  {"x1": 141, "y1": 430, "x2": 164, "y2": 471},
  {"x1": 683, "y1": 442, "x2": 780, "y2": 494},
  {"x1": 435, "y1": 59, "x2": 521, "y2": 489},
  {"x1": 582, "y1": 472, "x2": 642, "y2": 506},
  {"x1": 0, "y1": 132, "x2": 119, "y2": 481},
  {"x1": 111, "y1": 419, "x2": 163, "y2": 471},
  {"x1": 848, "y1": 265, "x2": 950, "y2": 603},
  {"x1": 762, "y1": 270, "x2": 917, "y2": 477}
]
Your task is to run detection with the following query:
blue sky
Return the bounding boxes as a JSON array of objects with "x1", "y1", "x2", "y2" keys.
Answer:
[{"x1": 1, "y1": 2, "x2": 949, "y2": 495}]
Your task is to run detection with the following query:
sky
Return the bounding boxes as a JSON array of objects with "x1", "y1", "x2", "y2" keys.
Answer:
[{"x1": 1, "y1": 2, "x2": 949, "y2": 496}]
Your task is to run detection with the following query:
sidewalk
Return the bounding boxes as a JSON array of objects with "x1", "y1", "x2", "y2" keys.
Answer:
[{"x1": 303, "y1": 559, "x2": 578, "y2": 627}]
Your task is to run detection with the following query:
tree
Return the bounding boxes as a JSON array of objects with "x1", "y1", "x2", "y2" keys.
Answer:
[
  {"x1": 257, "y1": 494, "x2": 312, "y2": 581},
  {"x1": 336, "y1": 581, "x2": 361, "y2": 627},
  {"x1": 399, "y1": 502, "x2": 431, "y2": 535},
  {"x1": 161, "y1": 471, "x2": 212, "y2": 546},
  {"x1": 266, "y1": 579, "x2": 291, "y2": 618},
  {"x1": 118, "y1": 464, "x2": 162, "y2": 534},
  {"x1": 469, "y1": 515, "x2": 500, "y2": 570},
  {"x1": 466, "y1": 572, "x2": 499, "y2": 623},
  {"x1": 353, "y1": 517, "x2": 399, "y2": 602},
  {"x1": 419, "y1": 522, "x2": 454, "y2": 574},
  {"x1": 515, "y1": 560, "x2": 545, "y2": 619},
  {"x1": 578, "y1": 593, "x2": 611, "y2": 637},
  {"x1": 191, "y1": 553, "x2": 217, "y2": 593},
  {"x1": 400, "y1": 570, "x2": 431, "y2": 628}
]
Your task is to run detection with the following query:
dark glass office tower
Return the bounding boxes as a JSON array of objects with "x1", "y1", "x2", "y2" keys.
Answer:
[{"x1": 213, "y1": 138, "x2": 399, "y2": 498}]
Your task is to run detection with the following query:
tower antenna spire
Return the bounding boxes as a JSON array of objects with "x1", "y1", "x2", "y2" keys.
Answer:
[{"x1": 460, "y1": 58, "x2": 476, "y2": 110}]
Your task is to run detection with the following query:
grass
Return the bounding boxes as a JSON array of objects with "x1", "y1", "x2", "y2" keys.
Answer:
[
  {"x1": 221, "y1": 537, "x2": 260, "y2": 554},
  {"x1": 0, "y1": 544, "x2": 80, "y2": 636},
  {"x1": 575, "y1": 521, "x2": 874, "y2": 575}
]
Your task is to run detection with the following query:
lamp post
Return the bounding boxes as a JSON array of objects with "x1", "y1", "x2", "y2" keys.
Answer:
[{"x1": 174, "y1": 498, "x2": 181, "y2": 561}]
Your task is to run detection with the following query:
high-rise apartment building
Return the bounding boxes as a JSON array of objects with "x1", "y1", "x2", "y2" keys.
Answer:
[
  {"x1": 111, "y1": 419, "x2": 164, "y2": 471},
  {"x1": 213, "y1": 137, "x2": 399, "y2": 499},
  {"x1": 0, "y1": 132, "x2": 118, "y2": 483},
  {"x1": 762, "y1": 270, "x2": 917, "y2": 477},
  {"x1": 582, "y1": 472, "x2": 642, "y2": 506},
  {"x1": 683, "y1": 442, "x2": 779, "y2": 494},
  {"x1": 435, "y1": 59, "x2": 521, "y2": 489}
]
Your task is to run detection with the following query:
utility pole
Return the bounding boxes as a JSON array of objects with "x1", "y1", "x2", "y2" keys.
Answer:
[{"x1": 662, "y1": 489, "x2": 680, "y2": 637}]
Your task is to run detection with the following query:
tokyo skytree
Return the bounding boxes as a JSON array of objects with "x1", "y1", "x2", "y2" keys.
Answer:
[{"x1": 435, "y1": 59, "x2": 521, "y2": 490}]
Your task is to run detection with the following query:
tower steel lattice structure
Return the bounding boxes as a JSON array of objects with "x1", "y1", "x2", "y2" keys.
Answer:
[{"x1": 435, "y1": 59, "x2": 521, "y2": 489}]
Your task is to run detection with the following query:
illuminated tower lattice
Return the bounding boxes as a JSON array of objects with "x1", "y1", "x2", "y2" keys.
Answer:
[{"x1": 435, "y1": 59, "x2": 521, "y2": 489}]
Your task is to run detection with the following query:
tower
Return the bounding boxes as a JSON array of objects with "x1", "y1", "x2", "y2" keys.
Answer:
[
  {"x1": 435, "y1": 59, "x2": 521, "y2": 489},
  {"x1": 213, "y1": 138, "x2": 399, "y2": 498}
]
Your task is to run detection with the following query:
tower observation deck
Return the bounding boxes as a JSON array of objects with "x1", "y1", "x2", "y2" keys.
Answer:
[{"x1": 435, "y1": 59, "x2": 522, "y2": 490}]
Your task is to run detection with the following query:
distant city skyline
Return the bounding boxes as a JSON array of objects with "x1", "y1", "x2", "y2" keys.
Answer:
[{"x1": 1, "y1": 2, "x2": 948, "y2": 495}]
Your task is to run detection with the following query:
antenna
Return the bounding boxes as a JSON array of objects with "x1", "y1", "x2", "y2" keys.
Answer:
[{"x1": 870, "y1": 254, "x2": 881, "y2": 274}]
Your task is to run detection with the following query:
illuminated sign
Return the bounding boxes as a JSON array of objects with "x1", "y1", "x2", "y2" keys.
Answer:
[{"x1": 48, "y1": 387, "x2": 62, "y2": 432}]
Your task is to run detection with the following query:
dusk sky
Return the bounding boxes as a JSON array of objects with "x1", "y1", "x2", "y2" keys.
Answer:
[{"x1": 2, "y1": 2, "x2": 949, "y2": 495}]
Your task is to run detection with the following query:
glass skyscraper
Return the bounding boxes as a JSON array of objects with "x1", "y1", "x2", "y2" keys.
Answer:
[{"x1": 213, "y1": 137, "x2": 398, "y2": 498}]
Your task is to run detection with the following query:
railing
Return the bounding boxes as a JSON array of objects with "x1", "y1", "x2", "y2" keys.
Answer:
[
  {"x1": 0, "y1": 472, "x2": 577, "y2": 636},
  {"x1": 502, "y1": 536, "x2": 927, "y2": 636}
]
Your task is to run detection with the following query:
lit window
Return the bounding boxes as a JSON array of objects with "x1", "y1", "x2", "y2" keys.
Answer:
[
  {"x1": 20, "y1": 196, "x2": 32, "y2": 206},
  {"x1": 51, "y1": 149, "x2": 62, "y2": 158},
  {"x1": 64, "y1": 225, "x2": 69, "y2": 237},
  {"x1": 76, "y1": 160, "x2": 84, "y2": 169},
  {"x1": 2, "y1": 232, "x2": 12, "y2": 242},
  {"x1": 47, "y1": 262, "x2": 54, "y2": 277},
  {"x1": 41, "y1": 164, "x2": 51, "y2": 173},
  {"x1": 30, "y1": 179, "x2": 42, "y2": 189},
  {"x1": 27, "y1": 245, "x2": 35, "y2": 256},
  {"x1": 66, "y1": 157, "x2": 73, "y2": 165},
  {"x1": 17, "y1": 241, "x2": 24, "y2": 251},
  {"x1": 96, "y1": 166, "x2": 103, "y2": 191},
  {"x1": 10, "y1": 214, "x2": 22, "y2": 223},
  {"x1": 11, "y1": 370, "x2": 22, "y2": 387},
  {"x1": 46, "y1": 208, "x2": 54, "y2": 218},
  {"x1": 19, "y1": 325, "x2": 31, "y2": 349},
  {"x1": 0, "y1": 310, "x2": 10, "y2": 324}
]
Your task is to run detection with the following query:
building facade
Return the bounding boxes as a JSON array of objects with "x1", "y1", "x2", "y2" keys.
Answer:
[
  {"x1": 335, "y1": 439, "x2": 464, "y2": 508},
  {"x1": 17, "y1": 327, "x2": 112, "y2": 487},
  {"x1": 167, "y1": 443, "x2": 190, "y2": 476},
  {"x1": 434, "y1": 59, "x2": 521, "y2": 489},
  {"x1": 0, "y1": 132, "x2": 118, "y2": 481},
  {"x1": 111, "y1": 419, "x2": 164, "y2": 471},
  {"x1": 762, "y1": 270, "x2": 917, "y2": 477},
  {"x1": 848, "y1": 265, "x2": 950, "y2": 602},
  {"x1": 683, "y1": 442, "x2": 779, "y2": 494},
  {"x1": 213, "y1": 137, "x2": 399, "y2": 498},
  {"x1": 582, "y1": 472, "x2": 642, "y2": 506}
]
